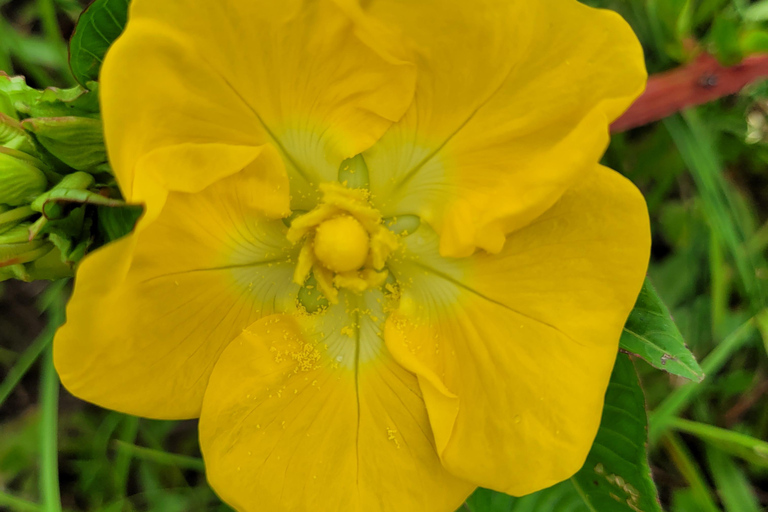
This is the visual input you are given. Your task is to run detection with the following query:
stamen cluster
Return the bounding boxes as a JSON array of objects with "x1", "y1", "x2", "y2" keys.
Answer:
[{"x1": 287, "y1": 182, "x2": 399, "y2": 303}]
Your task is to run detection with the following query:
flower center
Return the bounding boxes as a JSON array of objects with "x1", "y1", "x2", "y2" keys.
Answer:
[
  {"x1": 287, "y1": 181, "x2": 399, "y2": 305},
  {"x1": 313, "y1": 215, "x2": 369, "y2": 273}
]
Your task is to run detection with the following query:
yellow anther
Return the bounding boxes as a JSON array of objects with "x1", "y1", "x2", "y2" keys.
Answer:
[
  {"x1": 313, "y1": 215, "x2": 370, "y2": 273},
  {"x1": 286, "y1": 204, "x2": 339, "y2": 243},
  {"x1": 313, "y1": 265, "x2": 338, "y2": 304},
  {"x1": 320, "y1": 182, "x2": 381, "y2": 232},
  {"x1": 334, "y1": 268, "x2": 388, "y2": 292},
  {"x1": 369, "y1": 227, "x2": 400, "y2": 270},
  {"x1": 293, "y1": 240, "x2": 316, "y2": 285}
]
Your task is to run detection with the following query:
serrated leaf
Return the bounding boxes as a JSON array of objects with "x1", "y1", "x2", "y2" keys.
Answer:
[
  {"x1": 463, "y1": 354, "x2": 660, "y2": 512},
  {"x1": 620, "y1": 278, "x2": 704, "y2": 382},
  {"x1": 69, "y1": 0, "x2": 131, "y2": 86}
]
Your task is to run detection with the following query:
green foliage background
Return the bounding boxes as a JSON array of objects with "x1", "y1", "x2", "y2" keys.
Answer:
[{"x1": 2, "y1": 0, "x2": 768, "y2": 510}]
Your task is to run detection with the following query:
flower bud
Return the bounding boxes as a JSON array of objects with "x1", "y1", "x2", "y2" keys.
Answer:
[
  {"x1": 30, "y1": 171, "x2": 95, "y2": 213},
  {"x1": 0, "y1": 236, "x2": 52, "y2": 267},
  {"x1": 21, "y1": 116, "x2": 107, "y2": 172},
  {"x1": 0, "y1": 205, "x2": 35, "y2": 233},
  {"x1": 0, "y1": 113, "x2": 35, "y2": 154},
  {"x1": 0, "y1": 148, "x2": 47, "y2": 206},
  {"x1": 0, "y1": 223, "x2": 32, "y2": 244}
]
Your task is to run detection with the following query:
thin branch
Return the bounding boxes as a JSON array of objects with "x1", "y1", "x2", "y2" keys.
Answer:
[{"x1": 612, "y1": 53, "x2": 768, "y2": 133}]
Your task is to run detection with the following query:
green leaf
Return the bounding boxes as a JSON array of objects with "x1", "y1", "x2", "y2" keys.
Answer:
[
  {"x1": 739, "y1": 29, "x2": 768, "y2": 55},
  {"x1": 709, "y1": 14, "x2": 743, "y2": 65},
  {"x1": 97, "y1": 204, "x2": 143, "y2": 242},
  {"x1": 620, "y1": 279, "x2": 704, "y2": 382},
  {"x1": 466, "y1": 488, "x2": 514, "y2": 512},
  {"x1": 467, "y1": 483, "x2": 584, "y2": 512},
  {"x1": 463, "y1": 354, "x2": 661, "y2": 512},
  {"x1": 69, "y1": 0, "x2": 131, "y2": 86}
]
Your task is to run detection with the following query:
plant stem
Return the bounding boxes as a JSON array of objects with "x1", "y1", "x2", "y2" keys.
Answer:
[
  {"x1": 612, "y1": 53, "x2": 768, "y2": 132},
  {"x1": 114, "y1": 416, "x2": 140, "y2": 498},
  {"x1": 112, "y1": 441, "x2": 207, "y2": 472},
  {"x1": 38, "y1": 285, "x2": 66, "y2": 512},
  {"x1": 40, "y1": 345, "x2": 62, "y2": 512},
  {"x1": 0, "y1": 321, "x2": 56, "y2": 408},
  {"x1": 663, "y1": 433, "x2": 721, "y2": 512}
]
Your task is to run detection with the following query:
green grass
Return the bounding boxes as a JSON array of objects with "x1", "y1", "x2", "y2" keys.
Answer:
[{"x1": 2, "y1": 0, "x2": 768, "y2": 511}]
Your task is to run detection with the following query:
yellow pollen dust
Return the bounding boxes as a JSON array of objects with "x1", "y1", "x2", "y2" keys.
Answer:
[
  {"x1": 313, "y1": 215, "x2": 369, "y2": 273},
  {"x1": 288, "y1": 182, "x2": 399, "y2": 304}
]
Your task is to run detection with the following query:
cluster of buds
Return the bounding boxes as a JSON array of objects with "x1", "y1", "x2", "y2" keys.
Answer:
[{"x1": 0, "y1": 73, "x2": 141, "y2": 282}]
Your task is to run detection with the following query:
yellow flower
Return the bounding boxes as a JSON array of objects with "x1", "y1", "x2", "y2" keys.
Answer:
[{"x1": 53, "y1": 0, "x2": 650, "y2": 510}]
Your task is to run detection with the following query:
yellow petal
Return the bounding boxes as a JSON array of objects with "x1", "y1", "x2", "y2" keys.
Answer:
[
  {"x1": 385, "y1": 166, "x2": 650, "y2": 495},
  {"x1": 200, "y1": 301, "x2": 474, "y2": 511},
  {"x1": 54, "y1": 163, "x2": 299, "y2": 419},
  {"x1": 363, "y1": 0, "x2": 646, "y2": 256},
  {"x1": 102, "y1": 0, "x2": 416, "y2": 209}
]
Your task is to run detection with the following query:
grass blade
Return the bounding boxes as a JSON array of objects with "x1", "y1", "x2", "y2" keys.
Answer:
[{"x1": 649, "y1": 317, "x2": 758, "y2": 443}]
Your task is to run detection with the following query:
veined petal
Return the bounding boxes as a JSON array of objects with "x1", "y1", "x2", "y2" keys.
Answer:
[
  {"x1": 200, "y1": 301, "x2": 474, "y2": 511},
  {"x1": 54, "y1": 161, "x2": 299, "y2": 419},
  {"x1": 101, "y1": 22, "x2": 265, "y2": 202},
  {"x1": 385, "y1": 167, "x2": 650, "y2": 494},
  {"x1": 363, "y1": 0, "x2": 646, "y2": 256},
  {"x1": 103, "y1": 0, "x2": 416, "y2": 209}
]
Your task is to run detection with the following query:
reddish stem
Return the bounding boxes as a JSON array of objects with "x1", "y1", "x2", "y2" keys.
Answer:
[{"x1": 611, "y1": 53, "x2": 768, "y2": 133}]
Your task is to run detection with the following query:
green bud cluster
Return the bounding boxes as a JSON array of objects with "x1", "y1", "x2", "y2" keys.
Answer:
[{"x1": 0, "y1": 73, "x2": 142, "y2": 283}]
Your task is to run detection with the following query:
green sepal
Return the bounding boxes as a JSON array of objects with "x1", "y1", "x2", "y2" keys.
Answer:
[
  {"x1": 0, "y1": 72, "x2": 100, "y2": 119},
  {"x1": 338, "y1": 154, "x2": 370, "y2": 190},
  {"x1": 22, "y1": 86, "x2": 100, "y2": 119},
  {"x1": 21, "y1": 117, "x2": 107, "y2": 172},
  {"x1": 29, "y1": 172, "x2": 124, "y2": 227},
  {"x1": 385, "y1": 215, "x2": 421, "y2": 236},
  {"x1": 37, "y1": 82, "x2": 100, "y2": 115},
  {"x1": 26, "y1": 247, "x2": 75, "y2": 280},
  {"x1": 34, "y1": 188, "x2": 125, "y2": 221},
  {"x1": 297, "y1": 274, "x2": 330, "y2": 314},
  {"x1": 0, "y1": 148, "x2": 48, "y2": 206},
  {"x1": 35, "y1": 206, "x2": 94, "y2": 265},
  {"x1": 0, "y1": 73, "x2": 41, "y2": 120},
  {"x1": 31, "y1": 171, "x2": 95, "y2": 213}
]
